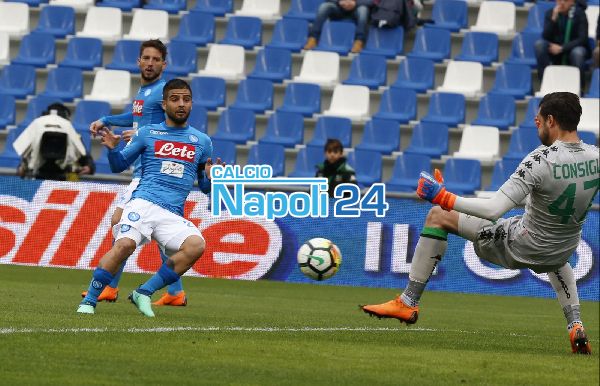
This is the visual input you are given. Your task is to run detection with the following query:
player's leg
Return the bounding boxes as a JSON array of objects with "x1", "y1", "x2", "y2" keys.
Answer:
[{"x1": 152, "y1": 248, "x2": 188, "y2": 307}]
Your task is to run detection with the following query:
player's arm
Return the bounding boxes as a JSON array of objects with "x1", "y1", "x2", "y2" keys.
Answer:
[
  {"x1": 197, "y1": 140, "x2": 215, "y2": 194},
  {"x1": 103, "y1": 129, "x2": 145, "y2": 173},
  {"x1": 90, "y1": 112, "x2": 134, "y2": 137}
]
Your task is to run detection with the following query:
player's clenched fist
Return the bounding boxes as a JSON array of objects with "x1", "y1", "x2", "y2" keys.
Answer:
[{"x1": 416, "y1": 169, "x2": 457, "y2": 211}]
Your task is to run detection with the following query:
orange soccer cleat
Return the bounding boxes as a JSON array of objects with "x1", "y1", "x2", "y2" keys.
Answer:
[
  {"x1": 152, "y1": 291, "x2": 188, "y2": 306},
  {"x1": 360, "y1": 296, "x2": 419, "y2": 324},
  {"x1": 81, "y1": 286, "x2": 119, "y2": 302},
  {"x1": 569, "y1": 322, "x2": 592, "y2": 354}
]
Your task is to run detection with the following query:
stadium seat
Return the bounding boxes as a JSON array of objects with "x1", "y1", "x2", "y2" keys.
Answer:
[
  {"x1": 277, "y1": 82, "x2": 321, "y2": 117},
  {"x1": 77, "y1": 129, "x2": 92, "y2": 153},
  {"x1": 522, "y1": 2, "x2": 554, "y2": 34},
  {"x1": 76, "y1": 7, "x2": 122, "y2": 42},
  {"x1": 421, "y1": 92, "x2": 465, "y2": 127},
  {"x1": 518, "y1": 97, "x2": 541, "y2": 129},
  {"x1": 219, "y1": 16, "x2": 262, "y2": 49},
  {"x1": 235, "y1": 0, "x2": 280, "y2": 19},
  {"x1": 437, "y1": 61, "x2": 483, "y2": 97},
  {"x1": 0, "y1": 128, "x2": 24, "y2": 168},
  {"x1": 0, "y1": 2, "x2": 29, "y2": 38},
  {"x1": 16, "y1": 95, "x2": 62, "y2": 129},
  {"x1": 72, "y1": 100, "x2": 112, "y2": 132},
  {"x1": 386, "y1": 153, "x2": 432, "y2": 192},
  {"x1": 211, "y1": 139, "x2": 237, "y2": 165},
  {"x1": 165, "y1": 41, "x2": 197, "y2": 77},
  {"x1": 0, "y1": 94, "x2": 16, "y2": 129},
  {"x1": 485, "y1": 158, "x2": 521, "y2": 191},
  {"x1": 190, "y1": 76, "x2": 226, "y2": 111},
  {"x1": 123, "y1": 9, "x2": 169, "y2": 41},
  {"x1": 355, "y1": 118, "x2": 401, "y2": 155},
  {"x1": 96, "y1": 0, "x2": 141, "y2": 11},
  {"x1": 58, "y1": 37, "x2": 103, "y2": 70},
  {"x1": 171, "y1": 11, "x2": 215, "y2": 46},
  {"x1": 266, "y1": 18, "x2": 308, "y2": 52},
  {"x1": 84, "y1": 69, "x2": 131, "y2": 105},
  {"x1": 289, "y1": 145, "x2": 322, "y2": 177},
  {"x1": 144, "y1": 0, "x2": 187, "y2": 14},
  {"x1": 404, "y1": 122, "x2": 449, "y2": 159},
  {"x1": 471, "y1": 94, "x2": 515, "y2": 130},
  {"x1": 443, "y1": 158, "x2": 482, "y2": 195},
  {"x1": 212, "y1": 108, "x2": 256, "y2": 144},
  {"x1": 470, "y1": 1, "x2": 516, "y2": 35},
  {"x1": 454, "y1": 32, "x2": 498, "y2": 66},
  {"x1": 361, "y1": 26, "x2": 404, "y2": 58},
  {"x1": 323, "y1": 84, "x2": 370, "y2": 120},
  {"x1": 248, "y1": 47, "x2": 292, "y2": 83},
  {"x1": 0, "y1": 32, "x2": 9, "y2": 65},
  {"x1": 579, "y1": 131, "x2": 598, "y2": 146},
  {"x1": 390, "y1": 57, "x2": 434, "y2": 93},
  {"x1": 231, "y1": 78, "x2": 274, "y2": 113},
  {"x1": 0, "y1": 64, "x2": 36, "y2": 99},
  {"x1": 293, "y1": 50, "x2": 339, "y2": 86},
  {"x1": 5, "y1": 0, "x2": 48, "y2": 6},
  {"x1": 197, "y1": 44, "x2": 245, "y2": 80},
  {"x1": 259, "y1": 111, "x2": 304, "y2": 147},
  {"x1": 192, "y1": 0, "x2": 233, "y2": 16},
  {"x1": 12, "y1": 33, "x2": 56, "y2": 68},
  {"x1": 342, "y1": 53, "x2": 387, "y2": 89},
  {"x1": 33, "y1": 5, "x2": 74, "y2": 38},
  {"x1": 503, "y1": 127, "x2": 541, "y2": 160},
  {"x1": 315, "y1": 20, "x2": 355, "y2": 55},
  {"x1": 284, "y1": 0, "x2": 322, "y2": 21},
  {"x1": 106, "y1": 40, "x2": 142, "y2": 73},
  {"x1": 407, "y1": 27, "x2": 451, "y2": 62},
  {"x1": 373, "y1": 87, "x2": 417, "y2": 123},
  {"x1": 585, "y1": 68, "x2": 599, "y2": 97},
  {"x1": 505, "y1": 32, "x2": 540, "y2": 68},
  {"x1": 586, "y1": 6, "x2": 599, "y2": 38},
  {"x1": 307, "y1": 116, "x2": 352, "y2": 148},
  {"x1": 489, "y1": 63, "x2": 531, "y2": 99},
  {"x1": 579, "y1": 98, "x2": 600, "y2": 134},
  {"x1": 453, "y1": 125, "x2": 500, "y2": 162},
  {"x1": 536, "y1": 65, "x2": 580, "y2": 96},
  {"x1": 188, "y1": 104, "x2": 208, "y2": 133},
  {"x1": 49, "y1": 0, "x2": 93, "y2": 11},
  {"x1": 346, "y1": 149, "x2": 382, "y2": 187},
  {"x1": 247, "y1": 143, "x2": 286, "y2": 177},
  {"x1": 425, "y1": 0, "x2": 468, "y2": 32},
  {"x1": 39, "y1": 67, "x2": 83, "y2": 102}
]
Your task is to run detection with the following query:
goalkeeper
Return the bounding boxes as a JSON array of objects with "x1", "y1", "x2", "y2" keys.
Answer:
[{"x1": 361, "y1": 92, "x2": 598, "y2": 355}]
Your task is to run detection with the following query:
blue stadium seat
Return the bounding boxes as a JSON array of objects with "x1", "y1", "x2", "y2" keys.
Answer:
[
  {"x1": 165, "y1": 41, "x2": 197, "y2": 77},
  {"x1": 248, "y1": 47, "x2": 292, "y2": 83},
  {"x1": 471, "y1": 94, "x2": 516, "y2": 130},
  {"x1": 454, "y1": 32, "x2": 498, "y2": 66},
  {"x1": 95, "y1": 141, "x2": 128, "y2": 174},
  {"x1": 315, "y1": 20, "x2": 355, "y2": 55},
  {"x1": 289, "y1": 145, "x2": 323, "y2": 177},
  {"x1": 489, "y1": 63, "x2": 531, "y2": 99},
  {"x1": 346, "y1": 149, "x2": 382, "y2": 187},
  {"x1": 144, "y1": 0, "x2": 187, "y2": 14},
  {"x1": 277, "y1": 82, "x2": 321, "y2": 117},
  {"x1": 585, "y1": 68, "x2": 599, "y2": 97},
  {"x1": 485, "y1": 158, "x2": 521, "y2": 191},
  {"x1": 386, "y1": 153, "x2": 431, "y2": 192},
  {"x1": 12, "y1": 33, "x2": 56, "y2": 68},
  {"x1": 443, "y1": 158, "x2": 481, "y2": 195},
  {"x1": 72, "y1": 100, "x2": 112, "y2": 132},
  {"x1": 0, "y1": 64, "x2": 36, "y2": 99},
  {"x1": 188, "y1": 104, "x2": 208, "y2": 133},
  {"x1": 172, "y1": 11, "x2": 215, "y2": 46},
  {"x1": 284, "y1": 0, "x2": 323, "y2": 21},
  {"x1": 355, "y1": 118, "x2": 400, "y2": 155},
  {"x1": 192, "y1": 0, "x2": 233, "y2": 16},
  {"x1": 78, "y1": 129, "x2": 92, "y2": 153},
  {"x1": 231, "y1": 78, "x2": 274, "y2": 113},
  {"x1": 212, "y1": 108, "x2": 256, "y2": 144},
  {"x1": 404, "y1": 122, "x2": 449, "y2": 159},
  {"x1": 247, "y1": 143, "x2": 286, "y2": 177},
  {"x1": 307, "y1": 116, "x2": 352, "y2": 148},
  {"x1": 505, "y1": 32, "x2": 539, "y2": 67},
  {"x1": 16, "y1": 95, "x2": 62, "y2": 129},
  {"x1": 407, "y1": 27, "x2": 451, "y2": 62},
  {"x1": 373, "y1": 88, "x2": 417, "y2": 123},
  {"x1": 40, "y1": 67, "x2": 83, "y2": 102},
  {"x1": 190, "y1": 76, "x2": 226, "y2": 111},
  {"x1": 421, "y1": 92, "x2": 465, "y2": 127},
  {"x1": 503, "y1": 127, "x2": 541, "y2": 160},
  {"x1": 361, "y1": 26, "x2": 404, "y2": 58},
  {"x1": 391, "y1": 57, "x2": 435, "y2": 93},
  {"x1": 58, "y1": 37, "x2": 103, "y2": 70},
  {"x1": 518, "y1": 97, "x2": 541, "y2": 129},
  {"x1": 426, "y1": 0, "x2": 468, "y2": 32},
  {"x1": 522, "y1": 2, "x2": 554, "y2": 34},
  {"x1": 579, "y1": 131, "x2": 598, "y2": 146},
  {"x1": 7, "y1": 0, "x2": 48, "y2": 5},
  {"x1": 212, "y1": 139, "x2": 237, "y2": 165},
  {"x1": 259, "y1": 111, "x2": 305, "y2": 148},
  {"x1": 219, "y1": 16, "x2": 262, "y2": 49},
  {"x1": 33, "y1": 5, "x2": 75, "y2": 38},
  {"x1": 0, "y1": 128, "x2": 24, "y2": 168},
  {"x1": 96, "y1": 0, "x2": 141, "y2": 11},
  {"x1": 0, "y1": 94, "x2": 16, "y2": 129},
  {"x1": 106, "y1": 40, "x2": 142, "y2": 73},
  {"x1": 342, "y1": 53, "x2": 387, "y2": 89},
  {"x1": 266, "y1": 18, "x2": 309, "y2": 52}
]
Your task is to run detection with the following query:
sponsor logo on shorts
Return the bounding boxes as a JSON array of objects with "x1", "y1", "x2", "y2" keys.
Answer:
[
  {"x1": 154, "y1": 141, "x2": 196, "y2": 162},
  {"x1": 92, "y1": 280, "x2": 103, "y2": 289},
  {"x1": 132, "y1": 100, "x2": 144, "y2": 116},
  {"x1": 120, "y1": 224, "x2": 131, "y2": 233},
  {"x1": 128, "y1": 212, "x2": 140, "y2": 222}
]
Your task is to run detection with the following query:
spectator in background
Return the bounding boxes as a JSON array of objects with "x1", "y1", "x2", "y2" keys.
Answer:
[
  {"x1": 316, "y1": 138, "x2": 357, "y2": 197},
  {"x1": 304, "y1": 0, "x2": 373, "y2": 53},
  {"x1": 594, "y1": 14, "x2": 599, "y2": 68},
  {"x1": 370, "y1": 0, "x2": 420, "y2": 31},
  {"x1": 535, "y1": 0, "x2": 590, "y2": 88}
]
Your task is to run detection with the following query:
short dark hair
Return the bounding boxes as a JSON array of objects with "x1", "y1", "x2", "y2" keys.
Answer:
[
  {"x1": 324, "y1": 138, "x2": 343, "y2": 153},
  {"x1": 538, "y1": 92, "x2": 581, "y2": 132},
  {"x1": 140, "y1": 39, "x2": 167, "y2": 61},
  {"x1": 162, "y1": 78, "x2": 192, "y2": 100},
  {"x1": 43, "y1": 103, "x2": 71, "y2": 120}
]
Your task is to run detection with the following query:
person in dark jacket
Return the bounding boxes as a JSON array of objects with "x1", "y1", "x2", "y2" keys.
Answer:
[
  {"x1": 534, "y1": 0, "x2": 591, "y2": 87},
  {"x1": 316, "y1": 138, "x2": 357, "y2": 197},
  {"x1": 594, "y1": 14, "x2": 599, "y2": 68}
]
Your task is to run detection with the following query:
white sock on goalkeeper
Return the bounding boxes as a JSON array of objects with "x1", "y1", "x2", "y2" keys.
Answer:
[{"x1": 547, "y1": 263, "x2": 582, "y2": 330}]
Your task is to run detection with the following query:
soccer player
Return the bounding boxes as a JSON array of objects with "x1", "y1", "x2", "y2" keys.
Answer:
[
  {"x1": 361, "y1": 92, "x2": 598, "y2": 354},
  {"x1": 78, "y1": 79, "x2": 222, "y2": 317},
  {"x1": 87, "y1": 39, "x2": 187, "y2": 306}
]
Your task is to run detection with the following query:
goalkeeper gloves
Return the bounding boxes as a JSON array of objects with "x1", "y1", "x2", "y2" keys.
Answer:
[{"x1": 416, "y1": 169, "x2": 457, "y2": 211}]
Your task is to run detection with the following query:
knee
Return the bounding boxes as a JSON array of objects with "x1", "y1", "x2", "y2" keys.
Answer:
[
  {"x1": 318, "y1": 2, "x2": 337, "y2": 15},
  {"x1": 355, "y1": 5, "x2": 369, "y2": 18},
  {"x1": 569, "y1": 47, "x2": 587, "y2": 65},
  {"x1": 534, "y1": 39, "x2": 547, "y2": 55},
  {"x1": 182, "y1": 236, "x2": 205, "y2": 259},
  {"x1": 113, "y1": 238, "x2": 136, "y2": 257},
  {"x1": 424, "y1": 206, "x2": 447, "y2": 228}
]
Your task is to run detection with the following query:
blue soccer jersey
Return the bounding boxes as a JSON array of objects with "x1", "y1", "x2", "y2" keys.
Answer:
[
  {"x1": 107, "y1": 122, "x2": 212, "y2": 216},
  {"x1": 100, "y1": 78, "x2": 166, "y2": 178}
]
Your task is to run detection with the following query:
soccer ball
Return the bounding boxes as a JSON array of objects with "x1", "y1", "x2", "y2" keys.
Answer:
[{"x1": 297, "y1": 238, "x2": 342, "y2": 281}]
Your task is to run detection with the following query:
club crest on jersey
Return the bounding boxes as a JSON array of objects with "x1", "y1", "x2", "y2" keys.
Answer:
[
  {"x1": 154, "y1": 140, "x2": 196, "y2": 162},
  {"x1": 189, "y1": 134, "x2": 198, "y2": 143},
  {"x1": 144, "y1": 89, "x2": 152, "y2": 96},
  {"x1": 132, "y1": 100, "x2": 144, "y2": 116}
]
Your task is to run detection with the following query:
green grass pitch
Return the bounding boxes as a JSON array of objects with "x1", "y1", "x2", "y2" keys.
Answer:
[{"x1": 0, "y1": 265, "x2": 598, "y2": 385}]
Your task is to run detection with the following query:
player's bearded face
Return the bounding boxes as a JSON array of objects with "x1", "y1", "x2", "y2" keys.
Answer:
[
  {"x1": 165, "y1": 90, "x2": 192, "y2": 125},
  {"x1": 535, "y1": 114, "x2": 552, "y2": 146},
  {"x1": 138, "y1": 47, "x2": 165, "y2": 82}
]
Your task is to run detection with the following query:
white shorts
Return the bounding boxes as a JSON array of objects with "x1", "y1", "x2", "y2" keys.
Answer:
[
  {"x1": 115, "y1": 198, "x2": 204, "y2": 252},
  {"x1": 116, "y1": 178, "x2": 140, "y2": 209}
]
